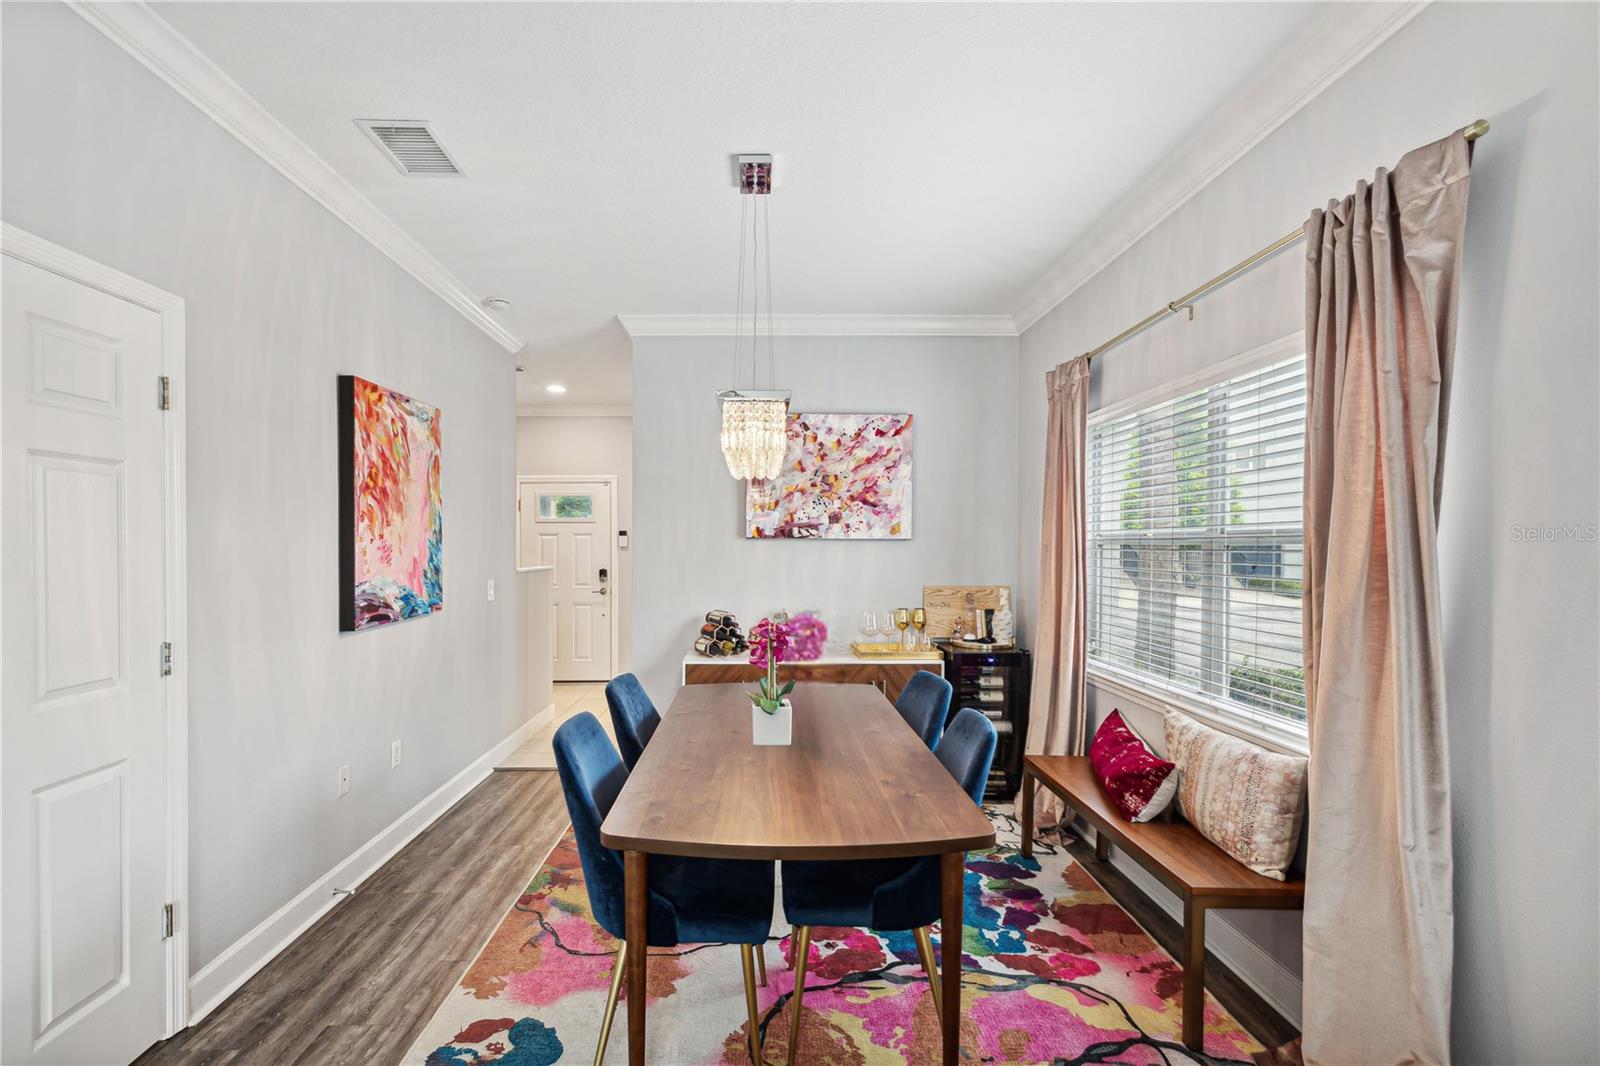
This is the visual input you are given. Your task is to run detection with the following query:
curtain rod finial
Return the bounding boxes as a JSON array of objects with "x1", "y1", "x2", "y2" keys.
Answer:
[{"x1": 1464, "y1": 119, "x2": 1489, "y2": 141}]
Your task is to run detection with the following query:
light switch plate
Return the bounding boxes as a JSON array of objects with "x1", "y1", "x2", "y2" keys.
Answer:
[
  {"x1": 486, "y1": 578, "x2": 495, "y2": 602},
  {"x1": 337, "y1": 764, "x2": 351, "y2": 797},
  {"x1": 391, "y1": 740, "x2": 402, "y2": 769}
]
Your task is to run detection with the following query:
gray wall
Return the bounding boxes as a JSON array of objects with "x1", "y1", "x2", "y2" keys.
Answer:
[
  {"x1": 1015, "y1": 2, "x2": 1598, "y2": 1058},
  {"x1": 517, "y1": 415, "x2": 633, "y2": 670},
  {"x1": 632, "y1": 334, "x2": 1018, "y2": 700},
  {"x1": 2, "y1": 4, "x2": 527, "y2": 971}
]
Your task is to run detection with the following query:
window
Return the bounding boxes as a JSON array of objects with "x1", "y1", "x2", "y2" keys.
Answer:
[
  {"x1": 538, "y1": 493, "x2": 593, "y2": 520},
  {"x1": 1087, "y1": 354, "x2": 1307, "y2": 732}
]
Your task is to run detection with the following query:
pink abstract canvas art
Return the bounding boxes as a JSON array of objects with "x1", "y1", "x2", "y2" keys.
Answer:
[
  {"x1": 746, "y1": 412, "x2": 912, "y2": 539},
  {"x1": 338, "y1": 375, "x2": 443, "y2": 631}
]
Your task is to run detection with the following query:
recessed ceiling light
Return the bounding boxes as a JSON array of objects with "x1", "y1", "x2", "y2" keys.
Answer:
[
  {"x1": 545, "y1": 383, "x2": 567, "y2": 394},
  {"x1": 483, "y1": 296, "x2": 512, "y2": 312}
]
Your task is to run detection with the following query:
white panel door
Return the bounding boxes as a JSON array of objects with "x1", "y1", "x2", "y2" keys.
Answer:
[
  {"x1": 2, "y1": 257, "x2": 170, "y2": 1064},
  {"x1": 517, "y1": 480, "x2": 613, "y2": 681}
]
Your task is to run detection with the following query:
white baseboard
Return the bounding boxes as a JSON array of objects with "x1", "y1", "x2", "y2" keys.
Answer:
[
  {"x1": 1108, "y1": 850, "x2": 1304, "y2": 1029},
  {"x1": 186, "y1": 710, "x2": 551, "y2": 1026}
]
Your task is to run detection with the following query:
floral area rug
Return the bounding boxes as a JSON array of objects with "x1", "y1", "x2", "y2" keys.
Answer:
[{"x1": 405, "y1": 807, "x2": 1262, "y2": 1065}]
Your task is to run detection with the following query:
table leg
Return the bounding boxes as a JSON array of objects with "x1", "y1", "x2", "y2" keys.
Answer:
[
  {"x1": 1095, "y1": 829, "x2": 1111, "y2": 862},
  {"x1": 1019, "y1": 765, "x2": 1034, "y2": 859},
  {"x1": 939, "y1": 851, "x2": 963, "y2": 1066},
  {"x1": 1182, "y1": 895, "x2": 1206, "y2": 1052},
  {"x1": 625, "y1": 850, "x2": 647, "y2": 1066}
]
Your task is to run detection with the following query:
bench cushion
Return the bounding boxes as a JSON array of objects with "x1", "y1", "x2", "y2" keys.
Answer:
[{"x1": 1165, "y1": 713, "x2": 1307, "y2": 882}]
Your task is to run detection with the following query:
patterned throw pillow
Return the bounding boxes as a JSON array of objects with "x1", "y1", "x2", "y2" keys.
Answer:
[
  {"x1": 1164, "y1": 712, "x2": 1308, "y2": 881},
  {"x1": 1088, "y1": 709, "x2": 1177, "y2": 822}
]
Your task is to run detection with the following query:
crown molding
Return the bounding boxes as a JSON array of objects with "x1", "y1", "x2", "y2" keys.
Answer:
[
  {"x1": 617, "y1": 314, "x2": 1018, "y2": 338},
  {"x1": 66, "y1": 1, "x2": 523, "y2": 355},
  {"x1": 517, "y1": 403, "x2": 633, "y2": 418},
  {"x1": 1010, "y1": 1, "x2": 1430, "y2": 333}
]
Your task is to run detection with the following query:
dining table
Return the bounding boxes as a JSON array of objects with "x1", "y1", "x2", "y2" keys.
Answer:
[{"x1": 599, "y1": 681, "x2": 997, "y2": 1066}]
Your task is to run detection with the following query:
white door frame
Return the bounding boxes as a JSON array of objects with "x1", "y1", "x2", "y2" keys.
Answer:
[
  {"x1": 1, "y1": 223, "x2": 191, "y2": 1037},
  {"x1": 516, "y1": 474, "x2": 619, "y2": 678}
]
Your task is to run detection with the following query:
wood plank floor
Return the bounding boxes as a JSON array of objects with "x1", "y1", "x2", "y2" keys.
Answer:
[
  {"x1": 133, "y1": 771, "x2": 567, "y2": 1066},
  {"x1": 135, "y1": 771, "x2": 1294, "y2": 1065}
]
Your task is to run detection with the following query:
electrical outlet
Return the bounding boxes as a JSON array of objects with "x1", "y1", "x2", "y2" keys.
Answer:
[
  {"x1": 391, "y1": 740, "x2": 402, "y2": 769},
  {"x1": 337, "y1": 764, "x2": 350, "y2": 797},
  {"x1": 486, "y1": 578, "x2": 495, "y2": 602}
]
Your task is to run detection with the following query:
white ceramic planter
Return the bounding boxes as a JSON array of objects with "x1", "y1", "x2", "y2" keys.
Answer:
[{"x1": 751, "y1": 697, "x2": 793, "y2": 746}]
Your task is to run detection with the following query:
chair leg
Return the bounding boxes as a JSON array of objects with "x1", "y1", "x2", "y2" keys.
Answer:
[
  {"x1": 740, "y1": 944, "x2": 763, "y2": 1064},
  {"x1": 595, "y1": 940, "x2": 627, "y2": 1066},
  {"x1": 912, "y1": 925, "x2": 942, "y2": 1025},
  {"x1": 757, "y1": 941, "x2": 768, "y2": 987},
  {"x1": 786, "y1": 925, "x2": 811, "y2": 1066}
]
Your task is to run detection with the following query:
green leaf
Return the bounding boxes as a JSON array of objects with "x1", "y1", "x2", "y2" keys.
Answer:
[{"x1": 779, "y1": 679, "x2": 795, "y2": 697}]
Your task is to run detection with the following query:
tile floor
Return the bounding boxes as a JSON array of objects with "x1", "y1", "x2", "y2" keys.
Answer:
[{"x1": 496, "y1": 681, "x2": 614, "y2": 770}]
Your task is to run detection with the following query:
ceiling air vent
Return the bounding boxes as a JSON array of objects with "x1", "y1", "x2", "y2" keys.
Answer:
[{"x1": 355, "y1": 120, "x2": 462, "y2": 176}]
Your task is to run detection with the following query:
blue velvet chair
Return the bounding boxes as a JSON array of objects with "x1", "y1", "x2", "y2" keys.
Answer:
[
  {"x1": 778, "y1": 708, "x2": 996, "y2": 1063},
  {"x1": 553, "y1": 713, "x2": 775, "y2": 1064},
  {"x1": 604, "y1": 673, "x2": 660, "y2": 770},
  {"x1": 894, "y1": 670, "x2": 952, "y2": 750}
]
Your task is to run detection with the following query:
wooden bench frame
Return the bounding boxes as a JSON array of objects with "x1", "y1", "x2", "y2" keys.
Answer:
[{"x1": 1020, "y1": 755, "x2": 1303, "y2": 1051}]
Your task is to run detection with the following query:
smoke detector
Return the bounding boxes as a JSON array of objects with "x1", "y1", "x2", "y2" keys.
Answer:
[{"x1": 356, "y1": 120, "x2": 462, "y2": 176}]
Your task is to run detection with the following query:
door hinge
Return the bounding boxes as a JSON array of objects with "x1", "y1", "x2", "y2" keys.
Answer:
[
  {"x1": 158, "y1": 376, "x2": 172, "y2": 411},
  {"x1": 160, "y1": 641, "x2": 173, "y2": 677},
  {"x1": 161, "y1": 902, "x2": 175, "y2": 939}
]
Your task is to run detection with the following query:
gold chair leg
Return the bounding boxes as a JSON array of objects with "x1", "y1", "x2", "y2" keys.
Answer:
[
  {"x1": 913, "y1": 925, "x2": 942, "y2": 1026},
  {"x1": 757, "y1": 941, "x2": 768, "y2": 987},
  {"x1": 595, "y1": 940, "x2": 627, "y2": 1066},
  {"x1": 786, "y1": 926, "x2": 811, "y2": 1066},
  {"x1": 740, "y1": 944, "x2": 764, "y2": 1064}
]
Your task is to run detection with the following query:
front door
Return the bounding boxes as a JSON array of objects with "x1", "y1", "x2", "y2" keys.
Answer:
[
  {"x1": 518, "y1": 479, "x2": 613, "y2": 681},
  {"x1": 1, "y1": 255, "x2": 173, "y2": 1063}
]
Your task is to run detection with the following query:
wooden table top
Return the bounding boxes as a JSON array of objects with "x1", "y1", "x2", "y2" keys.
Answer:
[{"x1": 600, "y1": 682, "x2": 996, "y2": 860}]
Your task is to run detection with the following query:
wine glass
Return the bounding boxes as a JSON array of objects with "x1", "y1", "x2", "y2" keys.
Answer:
[
  {"x1": 894, "y1": 608, "x2": 912, "y2": 649},
  {"x1": 880, "y1": 610, "x2": 898, "y2": 644},
  {"x1": 860, "y1": 609, "x2": 880, "y2": 642},
  {"x1": 911, "y1": 607, "x2": 927, "y2": 650}
]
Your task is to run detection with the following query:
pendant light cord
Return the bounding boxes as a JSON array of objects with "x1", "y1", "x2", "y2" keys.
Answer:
[
  {"x1": 763, "y1": 193, "x2": 775, "y2": 388},
  {"x1": 731, "y1": 194, "x2": 749, "y2": 388}
]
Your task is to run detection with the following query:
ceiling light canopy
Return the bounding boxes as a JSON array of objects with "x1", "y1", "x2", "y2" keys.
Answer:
[{"x1": 719, "y1": 155, "x2": 790, "y2": 481}]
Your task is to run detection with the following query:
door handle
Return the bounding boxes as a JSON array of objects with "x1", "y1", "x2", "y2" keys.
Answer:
[{"x1": 597, "y1": 586, "x2": 609, "y2": 595}]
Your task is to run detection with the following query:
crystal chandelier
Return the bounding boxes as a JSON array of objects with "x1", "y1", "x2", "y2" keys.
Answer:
[{"x1": 718, "y1": 154, "x2": 790, "y2": 480}]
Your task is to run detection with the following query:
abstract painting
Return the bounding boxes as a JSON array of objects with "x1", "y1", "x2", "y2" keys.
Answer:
[
  {"x1": 338, "y1": 375, "x2": 442, "y2": 631},
  {"x1": 746, "y1": 412, "x2": 912, "y2": 539}
]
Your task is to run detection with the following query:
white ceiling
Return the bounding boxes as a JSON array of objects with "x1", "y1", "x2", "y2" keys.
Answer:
[{"x1": 149, "y1": 2, "x2": 1402, "y2": 409}]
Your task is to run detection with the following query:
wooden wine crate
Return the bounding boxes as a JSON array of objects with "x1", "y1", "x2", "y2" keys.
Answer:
[{"x1": 922, "y1": 584, "x2": 1008, "y2": 640}]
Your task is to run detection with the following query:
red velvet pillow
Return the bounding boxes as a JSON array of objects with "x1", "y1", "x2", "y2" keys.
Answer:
[{"x1": 1089, "y1": 709, "x2": 1177, "y2": 822}]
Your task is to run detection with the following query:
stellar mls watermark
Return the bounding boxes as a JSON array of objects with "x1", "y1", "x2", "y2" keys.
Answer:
[{"x1": 1509, "y1": 523, "x2": 1598, "y2": 543}]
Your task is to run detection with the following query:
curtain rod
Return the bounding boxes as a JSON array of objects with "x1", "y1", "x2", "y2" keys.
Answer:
[{"x1": 1081, "y1": 118, "x2": 1490, "y2": 364}]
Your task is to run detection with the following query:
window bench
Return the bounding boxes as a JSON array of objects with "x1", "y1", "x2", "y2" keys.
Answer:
[{"x1": 1020, "y1": 755, "x2": 1304, "y2": 1051}]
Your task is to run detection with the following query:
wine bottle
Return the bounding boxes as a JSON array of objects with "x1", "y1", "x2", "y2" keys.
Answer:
[
  {"x1": 693, "y1": 636, "x2": 727, "y2": 657},
  {"x1": 705, "y1": 609, "x2": 737, "y2": 626}
]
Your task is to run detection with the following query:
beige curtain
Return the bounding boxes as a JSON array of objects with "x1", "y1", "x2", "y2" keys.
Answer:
[
  {"x1": 1300, "y1": 130, "x2": 1472, "y2": 1065},
  {"x1": 1025, "y1": 355, "x2": 1091, "y2": 829}
]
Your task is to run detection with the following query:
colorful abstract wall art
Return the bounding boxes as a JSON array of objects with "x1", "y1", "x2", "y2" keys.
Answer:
[
  {"x1": 746, "y1": 412, "x2": 912, "y2": 539},
  {"x1": 338, "y1": 375, "x2": 443, "y2": 631}
]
